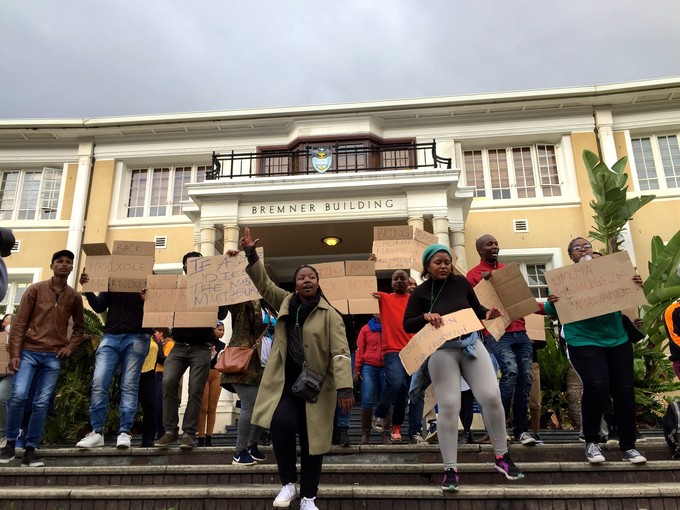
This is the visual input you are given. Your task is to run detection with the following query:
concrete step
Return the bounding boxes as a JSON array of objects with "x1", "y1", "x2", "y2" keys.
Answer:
[{"x1": 1, "y1": 483, "x2": 680, "y2": 510}]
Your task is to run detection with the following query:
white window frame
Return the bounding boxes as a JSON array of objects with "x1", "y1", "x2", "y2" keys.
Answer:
[
  {"x1": 116, "y1": 163, "x2": 208, "y2": 220},
  {"x1": 627, "y1": 132, "x2": 680, "y2": 195},
  {"x1": 497, "y1": 248, "x2": 563, "y2": 302},
  {"x1": 0, "y1": 167, "x2": 64, "y2": 221},
  {"x1": 462, "y1": 144, "x2": 563, "y2": 201},
  {"x1": 1, "y1": 268, "x2": 43, "y2": 315}
]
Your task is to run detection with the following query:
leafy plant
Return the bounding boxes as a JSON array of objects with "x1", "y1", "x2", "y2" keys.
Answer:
[
  {"x1": 582, "y1": 149, "x2": 655, "y2": 254},
  {"x1": 537, "y1": 322, "x2": 575, "y2": 429}
]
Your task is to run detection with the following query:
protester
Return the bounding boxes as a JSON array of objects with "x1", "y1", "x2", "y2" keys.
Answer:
[
  {"x1": 155, "y1": 252, "x2": 227, "y2": 450},
  {"x1": 370, "y1": 268, "x2": 425, "y2": 445},
  {"x1": 138, "y1": 333, "x2": 162, "y2": 446},
  {"x1": 664, "y1": 300, "x2": 680, "y2": 381},
  {"x1": 354, "y1": 314, "x2": 384, "y2": 444},
  {"x1": 466, "y1": 234, "x2": 539, "y2": 446},
  {"x1": 153, "y1": 327, "x2": 174, "y2": 440},
  {"x1": 197, "y1": 321, "x2": 226, "y2": 447},
  {"x1": 0, "y1": 250, "x2": 85, "y2": 467},
  {"x1": 544, "y1": 237, "x2": 646, "y2": 464},
  {"x1": 217, "y1": 296, "x2": 266, "y2": 464},
  {"x1": 0, "y1": 314, "x2": 12, "y2": 448},
  {"x1": 403, "y1": 243, "x2": 524, "y2": 492},
  {"x1": 76, "y1": 270, "x2": 149, "y2": 449},
  {"x1": 240, "y1": 227, "x2": 353, "y2": 510}
]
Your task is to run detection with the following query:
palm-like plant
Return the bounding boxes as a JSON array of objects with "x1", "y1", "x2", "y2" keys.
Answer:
[{"x1": 582, "y1": 149, "x2": 655, "y2": 254}]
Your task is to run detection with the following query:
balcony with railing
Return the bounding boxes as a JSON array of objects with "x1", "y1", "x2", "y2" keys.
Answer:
[{"x1": 207, "y1": 140, "x2": 451, "y2": 180}]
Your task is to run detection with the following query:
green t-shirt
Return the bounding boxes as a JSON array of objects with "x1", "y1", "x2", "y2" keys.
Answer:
[{"x1": 544, "y1": 301, "x2": 628, "y2": 348}]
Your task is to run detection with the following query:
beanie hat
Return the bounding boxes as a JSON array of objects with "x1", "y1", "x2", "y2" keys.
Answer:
[{"x1": 421, "y1": 244, "x2": 452, "y2": 268}]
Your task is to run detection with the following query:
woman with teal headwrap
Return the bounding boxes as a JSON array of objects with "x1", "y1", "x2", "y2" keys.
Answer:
[{"x1": 403, "y1": 244, "x2": 524, "y2": 492}]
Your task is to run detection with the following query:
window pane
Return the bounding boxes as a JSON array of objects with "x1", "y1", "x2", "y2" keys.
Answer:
[
  {"x1": 512, "y1": 147, "x2": 536, "y2": 198},
  {"x1": 263, "y1": 156, "x2": 290, "y2": 175},
  {"x1": 149, "y1": 168, "x2": 170, "y2": 217},
  {"x1": 382, "y1": 149, "x2": 411, "y2": 169},
  {"x1": 526, "y1": 264, "x2": 548, "y2": 299},
  {"x1": 196, "y1": 166, "x2": 208, "y2": 183},
  {"x1": 464, "y1": 150, "x2": 486, "y2": 198},
  {"x1": 658, "y1": 135, "x2": 680, "y2": 188},
  {"x1": 488, "y1": 149, "x2": 511, "y2": 200},
  {"x1": 536, "y1": 144, "x2": 561, "y2": 197},
  {"x1": 172, "y1": 167, "x2": 192, "y2": 215},
  {"x1": 127, "y1": 169, "x2": 148, "y2": 218},
  {"x1": 336, "y1": 144, "x2": 367, "y2": 171},
  {"x1": 631, "y1": 138, "x2": 659, "y2": 190},
  {"x1": 17, "y1": 172, "x2": 41, "y2": 220},
  {"x1": 40, "y1": 168, "x2": 62, "y2": 219},
  {"x1": 0, "y1": 172, "x2": 19, "y2": 220}
]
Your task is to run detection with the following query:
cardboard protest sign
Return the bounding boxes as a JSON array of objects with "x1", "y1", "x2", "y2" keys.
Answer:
[
  {"x1": 372, "y1": 225, "x2": 454, "y2": 272},
  {"x1": 423, "y1": 384, "x2": 437, "y2": 415},
  {"x1": 143, "y1": 274, "x2": 219, "y2": 328},
  {"x1": 82, "y1": 241, "x2": 155, "y2": 293},
  {"x1": 399, "y1": 309, "x2": 484, "y2": 375},
  {"x1": 525, "y1": 313, "x2": 547, "y2": 342},
  {"x1": 544, "y1": 251, "x2": 647, "y2": 324},
  {"x1": 185, "y1": 249, "x2": 263, "y2": 309},
  {"x1": 315, "y1": 261, "x2": 379, "y2": 314},
  {"x1": 473, "y1": 263, "x2": 539, "y2": 340}
]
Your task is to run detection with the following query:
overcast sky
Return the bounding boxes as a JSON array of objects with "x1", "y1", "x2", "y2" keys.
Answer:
[{"x1": 2, "y1": 0, "x2": 679, "y2": 119}]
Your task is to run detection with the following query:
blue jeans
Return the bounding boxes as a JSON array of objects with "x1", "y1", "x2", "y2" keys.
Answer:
[
  {"x1": 90, "y1": 333, "x2": 149, "y2": 433},
  {"x1": 0, "y1": 374, "x2": 13, "y2": 437},
  {"x1": 335, "y1": 351, "x2": 355, "y2": 428},
  {"x1": 6, "y1": 350, "x2": 61, "y2": 448},
  {"x1": 487, "y1": 331, "x2": 533, "y2": 437},
  {"x1": 375, "y1": 352, "x2": 424, "y2": 437},
  {"x1": 360, "y1": 364, "x2": 385, "y2": 410}
]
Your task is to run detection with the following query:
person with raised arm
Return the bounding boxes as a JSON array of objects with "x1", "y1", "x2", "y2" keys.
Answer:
[{"x1": 238, "y1": 227, "x2": 353, "y2": 510}]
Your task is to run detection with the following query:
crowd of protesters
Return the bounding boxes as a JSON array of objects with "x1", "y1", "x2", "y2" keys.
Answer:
[{"x1": 0, "y1": 227, "x2": 664, "y2": 506}]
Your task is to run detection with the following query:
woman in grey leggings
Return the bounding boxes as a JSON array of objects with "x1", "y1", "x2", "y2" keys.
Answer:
[{"x1": 403, "y1": 244, "x2": 524, "y2": 492}]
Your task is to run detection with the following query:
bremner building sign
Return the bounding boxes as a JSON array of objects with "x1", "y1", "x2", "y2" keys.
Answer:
[{"x1": 239, "y1": 196, "x2": 406, "y2": 221}]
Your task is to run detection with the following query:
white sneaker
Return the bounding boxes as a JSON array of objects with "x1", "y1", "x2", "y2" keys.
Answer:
[
  {"x1": 273, "y1": 483, "x2": 298, "y2": 508},
  {"x1": 116, "y1": 432, "x2": 132, "y2": 449},
  {"x1": 518, "y1": 432, "x2": 536, "y2": 446},
  {"x1": 300, "y1": 497, "x2": 319, "y2": 510},
  {"x1": 0, "y1": 437, "x2": 6, "y2": 449},
  {"x1": 76, "y1": 431, "x2": 104, "y2": 448}
]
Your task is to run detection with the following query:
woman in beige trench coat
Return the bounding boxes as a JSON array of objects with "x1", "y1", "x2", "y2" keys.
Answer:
[{"x1": 239, "y1": 228, "x2": 354, "y2": 510}]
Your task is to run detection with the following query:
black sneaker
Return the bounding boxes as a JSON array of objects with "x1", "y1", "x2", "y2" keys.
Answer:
[
  {"x1": 232, "y1": 449, "x2": 257, "y2": 466},
  {"x1": 0, "y1": 443, "x2": 15, "y2": 463},
  {"x1": 21, "y1": 447, "x2": 44, "y2": 468},
  {"x1": 337, "y1": 427, "x2": 350, "y2": 447},
  {"x1": 441, "y1": 468, "x2": 459, "y2": 492},
  {"x1": 248, "y1": 443, "x2": 266, "y2": 462},
  {"x1": 495, "y1": 452, "x2": 524, "y2": 480}
]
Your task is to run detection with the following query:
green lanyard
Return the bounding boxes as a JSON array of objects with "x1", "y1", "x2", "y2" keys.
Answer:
[{"x1": 429, "y1": 279, "x2": 447, "y2": 313}]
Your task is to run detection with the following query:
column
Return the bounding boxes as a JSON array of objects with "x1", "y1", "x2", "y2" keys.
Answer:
[
  {"x1": 66, "y1": 140, "x2": 94, "y2": 287},
  {"x1": 449, "y1": 220, "x2": 466, "y2": 270},
  {"x1": 407, "y1": 216, "x2": 424, "y2": 231},
  {"x1": 199, "y1": 222, "x2": 217, "y2": 256},
  {"x1": 432, "y1": 215, "x2": 451, "y2": 247},
  {"x1": 594, "y1": 109, "x2": 636, "y2": 264},
  {"x1": 223, "y1": 224, "x2": 240, "y2": 253}
]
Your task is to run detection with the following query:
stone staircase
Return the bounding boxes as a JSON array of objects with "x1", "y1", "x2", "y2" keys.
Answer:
[{"x1": 0, "y1": 433, "x2": 679, "y2": 510}]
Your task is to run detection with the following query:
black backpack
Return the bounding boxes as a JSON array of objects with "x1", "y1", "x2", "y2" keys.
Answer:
[{"x1": 663, "y1": 401, "x2": 680, "y2": 460}]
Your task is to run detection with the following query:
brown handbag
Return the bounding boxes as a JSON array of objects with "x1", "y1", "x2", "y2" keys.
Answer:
[
  {"x1": 215, "y1": 325, "x2": 269, "y2": 374},
  {"x1": 215, "y1": 346, "x2": 256, "y2": 374}
]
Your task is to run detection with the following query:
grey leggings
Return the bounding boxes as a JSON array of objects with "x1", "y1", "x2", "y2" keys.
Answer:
[
  {"x1": 232, "y1": 383, "x2": 265, "y2": 452},
  {"x1": 428, "y1": 338, "x2": 508, "y2": 469}
]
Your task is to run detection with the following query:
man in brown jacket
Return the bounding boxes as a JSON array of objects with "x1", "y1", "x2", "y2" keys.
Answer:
[{"x1": 0, "y1": 249, "x2": 85, "y2": 467}]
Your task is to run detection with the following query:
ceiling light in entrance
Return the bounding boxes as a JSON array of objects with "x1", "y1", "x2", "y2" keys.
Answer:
[{"x1": 322, "y1": 236, "x2": 342, "y2": 247}]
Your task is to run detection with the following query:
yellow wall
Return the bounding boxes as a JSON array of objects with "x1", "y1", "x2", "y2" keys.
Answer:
[
  {"x1": 5, "y1": 230, "x2": 69, "y2": 278},
  {"x1": 464, "y1": 206, "x2": 587, "y2": 268},
  {"x1": 82, "y1": 160, "x2": 116, "y2": 245},
  {"x1": 60, "y1": 163, "x2": 78, "y2": 221},
  {"x1": 100, "y1": 226, "x2": 196, "y2": 267}
]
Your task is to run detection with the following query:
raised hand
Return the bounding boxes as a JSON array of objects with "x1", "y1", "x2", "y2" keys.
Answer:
[{"x1": 239, "y1": 227, "x2": 260, "y2": 249}]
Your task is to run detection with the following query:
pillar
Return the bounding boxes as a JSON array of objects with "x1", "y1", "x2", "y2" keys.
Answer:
[{"x1": 223, "y1": 224, "x2": 240, "y2": 253}]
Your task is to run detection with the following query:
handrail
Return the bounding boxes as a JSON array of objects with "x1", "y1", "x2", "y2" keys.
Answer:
[{"x1": 207, "y1": 140, "x2": 451, "y2": 179}]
